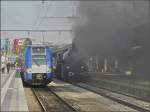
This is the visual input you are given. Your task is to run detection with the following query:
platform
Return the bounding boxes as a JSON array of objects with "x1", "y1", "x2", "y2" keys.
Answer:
[{"x1": 1, "y1": 70, "x2": 28, "y2": 111}]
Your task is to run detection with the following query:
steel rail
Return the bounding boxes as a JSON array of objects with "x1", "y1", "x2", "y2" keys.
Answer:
[
  {"x1": 32, "y1": 88, "x2": 48, "y2": 112},
  {"x1": 75, "y1": 83, "x2": 150, "y2": 112},
  {"x1": 47, "y1": 87, "x2": 80, "y2": 112},
  {"x1": 32, "y1": 87, "x2": 79, "y2": 112}
]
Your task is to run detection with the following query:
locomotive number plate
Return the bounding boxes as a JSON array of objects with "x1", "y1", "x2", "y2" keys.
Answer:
[{"x1": 36, "y1": 74, "x2": 43, "y2": 80}]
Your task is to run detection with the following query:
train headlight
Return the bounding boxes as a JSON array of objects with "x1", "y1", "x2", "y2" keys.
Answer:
[
  {"x1": 66, "y1": 66, "x2": 70, "y2": 69},
  {"x1": 81, "y1": 66, "x2": 84, "y2": 69},
  {"x1": 47, "y1": 67, "x2": 52, "y2": 73},
  {"x1": 27, "y1": 68, "x2": 32, "y2": 73},
  {"x1": 53, "y1": 65, "x2": 56, "y2": 69},
  {"x1": 68, "y1": 72, "x2": 74, "y2": 76}
]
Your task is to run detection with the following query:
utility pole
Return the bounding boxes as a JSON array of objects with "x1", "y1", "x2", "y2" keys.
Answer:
[{"x1": 42, "y1": 32, "x2": 45, "y2": 44}]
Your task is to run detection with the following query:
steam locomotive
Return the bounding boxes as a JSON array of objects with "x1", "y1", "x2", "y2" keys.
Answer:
[{"x1": 55, "y1": 44, "x2": 89, "y2": 82}]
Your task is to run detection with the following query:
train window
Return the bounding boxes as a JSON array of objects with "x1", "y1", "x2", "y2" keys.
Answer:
[
  {"x1": 32, "y1": 55, "x2": 45, "y2": 59},
  {"x1": 32, "y1": 58, "x2": 46, "y2": 65},
  {"x1": 32, "y1": 47, "x2": 45, "y2": 54}
]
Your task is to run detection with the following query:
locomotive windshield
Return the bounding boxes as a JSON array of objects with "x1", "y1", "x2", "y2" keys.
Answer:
[
  {"x1": 32, "y1": 55, "x2": 45, "y2": 58},
  {"x1": 32, "y1": 47, "x2": 45, "y2": 54},
  {"x1": 32, "y1": 58, "x2": 46, "y2": 65}
]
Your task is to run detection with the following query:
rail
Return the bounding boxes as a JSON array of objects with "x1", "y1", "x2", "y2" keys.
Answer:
[
  {"x1": 75, "y1": 82, "x2": 150, "y2": 112},
  {"x1": 32, "y1": 87, "x2": 78, "y2": 112},
  {"x1": 48, "y1": 88, "x2": 80, "y2": 112},
  {"x1": 32, "y1": 88, "x2": 48, "y2": 112}
]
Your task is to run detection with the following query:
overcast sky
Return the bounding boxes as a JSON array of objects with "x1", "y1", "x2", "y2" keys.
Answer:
[{"x1": 1, "y1": 1, "x2": 78, "y2": 45}]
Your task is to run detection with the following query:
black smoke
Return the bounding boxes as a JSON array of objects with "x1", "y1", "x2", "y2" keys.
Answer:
[{"x1": 73, "y1": 1, "x2": 150, "y2": 78}]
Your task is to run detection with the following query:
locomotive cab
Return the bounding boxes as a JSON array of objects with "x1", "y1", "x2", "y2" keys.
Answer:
[{"x1": 22, "y1": 45, "x2": 53, "y2": 86}]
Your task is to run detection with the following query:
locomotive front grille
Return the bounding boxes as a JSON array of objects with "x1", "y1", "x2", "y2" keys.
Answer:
[
  {"x1": 32, "y1": 73, "x2": 47, "y2": 80},
  {"x1": 36, "y1": 74, "x2": 43, "y2": 80}
]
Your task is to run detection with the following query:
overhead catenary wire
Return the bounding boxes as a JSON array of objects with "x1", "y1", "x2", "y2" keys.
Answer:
[
  {"x1": 36, "y1": 2, "x2": 52, "y2": 30},
  {"x1": 2, "y1": 2, "x2": 78, "y2": 42},
  {"x1": 32, "y1": 3, "x2": 42, "y2": 29}
]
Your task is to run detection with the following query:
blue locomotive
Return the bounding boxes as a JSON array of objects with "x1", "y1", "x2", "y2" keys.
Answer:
[{"x1": 21, "y1": 45, "x2": 53, "y2": 86}]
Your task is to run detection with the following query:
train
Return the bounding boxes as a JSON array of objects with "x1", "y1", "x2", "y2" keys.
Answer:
[
  {"x1": 20, "y1": 45, "x2": 53, "y2": 86},
  {"x1": 55, "y1": 44, "x2": 89, "y2": 82},
  {"x1": 62, "y1": 57, "x2": 89, "y2": 82}
]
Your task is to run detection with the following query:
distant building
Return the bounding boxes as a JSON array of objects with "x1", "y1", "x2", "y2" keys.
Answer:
[
  {"x1": 1, "y1": 38, "x2": 10, "y2": 55},
  {"x1": 13, "y1": 38, "x2": 32, "y2": 54}
]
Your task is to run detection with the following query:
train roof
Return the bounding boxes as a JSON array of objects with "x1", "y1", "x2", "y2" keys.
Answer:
[{"x1": 26, "y1": 44, "x2": 49, "y2": 47}]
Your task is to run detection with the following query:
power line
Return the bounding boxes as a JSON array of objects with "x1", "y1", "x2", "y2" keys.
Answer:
[
  {"x1": 36, "y1": 2, "x2": 52, "y2": 30},
  {"x1": 33, "y1": 4, "x2": 42, "y2": 28}
]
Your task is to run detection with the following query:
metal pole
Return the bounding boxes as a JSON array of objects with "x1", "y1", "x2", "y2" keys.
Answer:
[
  {"x1": 42, "y1": 32, "x2": 45, "y2": 44},
  {"x1": 114, "y1": 59, "x2": 118, "y2": 69},
  {"x1": 104, "y1": 57, "x2": 107, "y2": 72},
  {"x1": 96, "y1": 56, "x2": 99, "y2": 71}
]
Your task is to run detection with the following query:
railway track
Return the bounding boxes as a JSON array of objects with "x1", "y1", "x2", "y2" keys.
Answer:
[
  {"x1": 31, "y1": 80, "x2": 149, "y2": 112},
  {"x1": 32, "y1": 87, "x2": 78, "y2": 112},
  {"x1": 75, "y1": 82, "x2": 150, "y2": 112},
  {"x1": 85, "y1": 78, "x2": 150, "y2": 104}
]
